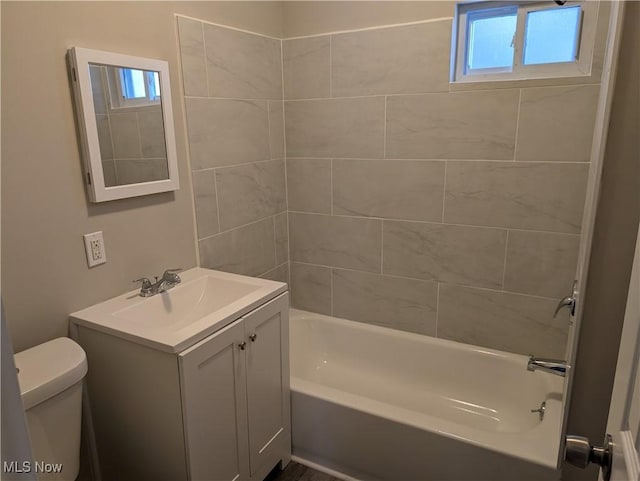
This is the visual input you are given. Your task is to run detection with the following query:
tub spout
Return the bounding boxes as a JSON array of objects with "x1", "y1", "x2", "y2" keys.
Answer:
[{"x1": 527, "y1": 356, "x2": 568, "y2": 377}]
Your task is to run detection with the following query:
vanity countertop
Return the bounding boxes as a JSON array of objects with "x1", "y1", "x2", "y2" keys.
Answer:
[{"x1": 70, "y1": 267, "x2": 287, "y2": 353}]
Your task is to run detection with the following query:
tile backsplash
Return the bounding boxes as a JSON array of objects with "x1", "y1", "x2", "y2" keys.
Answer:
[{"x1": 179, "y1": 16, "x2": 601, "y2": 359}]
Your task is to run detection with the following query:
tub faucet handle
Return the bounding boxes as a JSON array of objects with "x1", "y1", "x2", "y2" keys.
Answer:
[
  {"x1": 554, "y1": 280, "x2": 577, "y2": 317},
  {"x1": 530, "y1": 401, "x2": 546, "y2": 421}
]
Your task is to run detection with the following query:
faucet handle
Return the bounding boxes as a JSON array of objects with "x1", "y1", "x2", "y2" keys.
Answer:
[
  {"x1": 161, "y1": 268, "x2": 182, "y2": 283},
  {"x1": 133, "y1": 277, "x2": 154, "y2": 296},
  {"x1": 133, "y1": 277, "x2": 152, "y2": 288}
]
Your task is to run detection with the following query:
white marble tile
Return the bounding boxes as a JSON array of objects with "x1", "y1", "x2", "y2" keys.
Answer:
[
  {"x1": 444, "y1": 161, "x2": 589, "y2": 233},
  {"x1": 386, "y1": 90, "x2": 520, "y2": 160},
  {"x1": 95, "y1": 115, "x2": 113, "y2": 160},
  {"x1": 216, "y1": 160, "x2": 286, "y2": 231},
  {"x1": 516, "y1": 85, "x2": 600, "y2": 162},
  {"x1": 286, "y1": 158, "x2": 332, "y2": 214},
  {"x1": 109, "y1": 112, "x2": 142, "y2": 159},
  {"x1": 283, "y1": 36, "x2": 330, "y2": 99},
  {"x1": 274, "y1": 212, "x2": 289, "y2": 266},
  {"x1": 177, "y1": 16, "x2": 208, "y2": 97},
  {"x1": 438, "y1": 284, "x2": 569, "y2": 358},
  {"x1": 504, "y1": 230, "x2": 580, "y2": 298},
  {"x1": 289, "y1": 213, "x2": 382, "y2": 272},
  {"x1": 285, "y1": 97, "x2": 385, "y2": 158},
  {"x1": 138, "y1": 108, "x2": 166, "y2": 159},
  {"x1": 290, "y1": 262, "x2": 332, "y2": 315},
  {"x1": 114, "y1": 159, "x2": 169, "y2": 185},
  {"x1": 383, "y1": 221, "x2": 507, "y2": 289},
  {"x1": 185, "y1": 98, "x2": 270, "y2": 169},
  {"x1": 332, "y1": 269, "x2": 437, "y2": 335},
  {"x1": 333, "y1": 159, "x2": 445, "y2": 222},
  {"x1": 269, "y1": 101, "x2": 285, "y2": 160},
  {"x1": 102, "y1": 160, "x2": 116, "y2": 187},
  {"x1": 192, "y1": 169, "x2": 219, "y2": 240},
  {"x1": 199, "y1": 218, "x2": 275, "y2": 277},
  {"x1": 260, "y1": 263, "x2": 289, "y2": 286},
  {"x1": 204, "y1": 23, "x2": 282, "y2": 99},
  {"x1": 331, "y1": 21, "x2": 451, "y2": 96}
]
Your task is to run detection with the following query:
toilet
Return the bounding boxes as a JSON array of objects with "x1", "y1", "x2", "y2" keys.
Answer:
[{"x1": 14, "y1": 338, "x2": 88, "y2": 481}]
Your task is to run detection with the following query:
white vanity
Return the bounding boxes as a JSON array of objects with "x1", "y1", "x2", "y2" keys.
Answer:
[{"x1": 70, "y1": 268, "x2": 290, "y2": 481}]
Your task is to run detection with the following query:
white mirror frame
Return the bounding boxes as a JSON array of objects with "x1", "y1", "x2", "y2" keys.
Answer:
[{"x1": 68, "y1": 47, "x2": 180, "y2": 202}]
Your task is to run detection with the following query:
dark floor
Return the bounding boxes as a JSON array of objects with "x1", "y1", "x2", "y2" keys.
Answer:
[{"x1": 265, "y1": 461, "x2": 342, "y2": 481}]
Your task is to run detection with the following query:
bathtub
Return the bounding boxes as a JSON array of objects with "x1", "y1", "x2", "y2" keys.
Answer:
[{"x1": 289, "y1": 309, "x2": 564, "y2": 481}]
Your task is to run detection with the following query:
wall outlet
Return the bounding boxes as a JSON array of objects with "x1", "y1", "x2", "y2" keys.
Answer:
[{"x1": 83, "y1": 231, "x2": 106, "y2": 268}]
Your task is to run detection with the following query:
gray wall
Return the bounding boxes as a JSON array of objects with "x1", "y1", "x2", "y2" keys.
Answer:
[
  {"x1": 178, "y1": 17, "x2": 289, "y2": 285},
  {"x1": 282, "y1": 18, "x2": 601, "y2": 358},
  {"x1": 1, "y1": 1, "x2": 284, "y2": 352}
]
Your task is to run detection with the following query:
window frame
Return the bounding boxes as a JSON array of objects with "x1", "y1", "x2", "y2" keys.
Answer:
[
  {"x1": 107, "y1": 67, "x2": 161, "y2": 109},
  {"x1": 451, "y1": 0, "x2": 598, "y2": 84}
]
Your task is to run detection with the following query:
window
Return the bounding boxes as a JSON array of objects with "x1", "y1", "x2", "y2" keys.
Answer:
[
  {"x1": 107, "y1": 67, "x2": 161, "y2": 108},
  {"x1": 452, "y1": 1, "x2": 597, "y2": 83}
]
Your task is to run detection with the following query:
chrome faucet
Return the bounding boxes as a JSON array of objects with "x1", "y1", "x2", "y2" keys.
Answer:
[
  {"x1": 133, "y1": 269, "x2": 182, "y2": 297},
  {"x1": 527, "y1": 355, "x2": 568, "y2": 377}
]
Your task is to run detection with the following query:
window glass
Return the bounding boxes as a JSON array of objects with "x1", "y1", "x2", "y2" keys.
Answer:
[
  {"x1": 121, "y1": 68, "x2": 146, "y2": 99},
  {"x1": 466, "y1": 8, "x2": 517, "y2": 71},
  {"x1": 523, "y1": 6, "x2": 581, "y2": 65}
]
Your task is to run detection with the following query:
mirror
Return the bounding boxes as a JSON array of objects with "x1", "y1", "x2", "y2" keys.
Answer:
[{"x1": 68, "y1": 47, "x2": 179, "y2": 202}]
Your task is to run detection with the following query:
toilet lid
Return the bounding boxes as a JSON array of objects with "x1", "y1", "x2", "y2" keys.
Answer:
[{"x1": 15, "y1": 337, "x2": 87, "y2": 410}]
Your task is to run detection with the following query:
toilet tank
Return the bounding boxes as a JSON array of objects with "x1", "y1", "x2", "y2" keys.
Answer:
[{"x1": 15, "y1": 338, "x2": 88, "y2": 481}]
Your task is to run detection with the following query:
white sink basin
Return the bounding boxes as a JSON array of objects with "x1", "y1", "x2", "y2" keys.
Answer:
[{"x1": 70, "y1": 268, "x2": 287, "y2": 353}]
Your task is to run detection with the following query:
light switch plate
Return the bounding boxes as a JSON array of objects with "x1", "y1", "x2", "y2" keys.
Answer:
[{"x1": 83, "y1": 231, "x2": 106, "y2": 267}]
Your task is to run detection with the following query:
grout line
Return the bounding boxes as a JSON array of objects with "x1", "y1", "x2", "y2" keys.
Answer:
[
  {"x1": 272, "y1": 216, "x2": 279, "y2": 267},
  {"x1": 200, "y1": 22, "x2": 211, "y2": 98},
  {"x1": 213, "y1": 168, "x2": 222, "y2": 235},
  {"x1": 435, "y1": 282, "x2": 440, "y2": 338},
  {"x1": 501, "y1": 230, "x2": 510, "y2": 290},
  {"x1": 280, "y1": 39, "x2": 287, "y2": 160},
  {"x1": 288, "y1": 260, "x2": 562, "y2": 302},
  {"x1": 329, "y1": 36, "x2": 333, "y2": 98},
  {"x1": 380, "y1": 220, "x2": 384, "y2": 274},
  {"x1": 383, "y1": 96, "x2": 387, "y2": 159},
  {"x1": 441, "y1": 161, "x2": 448, "y2": 223},
  {"x1": 330, "y1": 267, "x2": 334, "y2": 316},
  {"x1": 283, "y1": 16, "x2": 453, "y2": 40},
  {"x1": 198, "y1": 210, "x2": 285, "y2": 242},
  {"x1": 191, "y1": 158, "x2": 283, "y2": 173},
  {"x1": 276, "y1": 156, "x2": 590, "y2": 165},
  {"x1": 175, "y1": 13, "x2": 282, "y2": 40},
  {"x1": 513, "y1": 89, "x2": 523, "y2": 161},
  {"x1": 287, "y1": 210, "x2": 581, "y2": 236},
  {"x1": 185, "y1": 95, "x2": 284, "y2": 101},
  {"x1": 330, "y1": 159, "x2": 334, "y2": 216},
  {"x1": 267, "y1": 101, "x2": 273, "y2": 159}
]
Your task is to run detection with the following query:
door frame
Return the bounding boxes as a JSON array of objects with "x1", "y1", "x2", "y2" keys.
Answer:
[{"x1": 558, "y1": 0, "x2": 627, "y2": 468}]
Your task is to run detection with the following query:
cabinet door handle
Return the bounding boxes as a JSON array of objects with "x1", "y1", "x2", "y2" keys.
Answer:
[
  {"x1": 238, "y1": 341, "x2": 246, "y2": 351},
  {"x1": 249, "y1": 333, "x2": 257, "y2": 342}
]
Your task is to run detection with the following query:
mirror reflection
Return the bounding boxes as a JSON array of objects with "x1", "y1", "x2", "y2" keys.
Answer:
[{"x1": 88, "y1": 64, "x2": 169, "y2": 187}]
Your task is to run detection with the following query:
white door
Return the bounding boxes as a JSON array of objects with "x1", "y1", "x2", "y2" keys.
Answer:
[{"x1": 604, "y1": 223, "x2": 640, "y2": 481}]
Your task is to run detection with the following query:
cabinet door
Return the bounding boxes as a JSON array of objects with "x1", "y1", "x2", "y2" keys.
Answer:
[
  {"x1": 242, "y1": 293, "x2": 290, "y2": 476},
  {"x1": 179, "y1": 319, "x2": 250, "y2": 481}
]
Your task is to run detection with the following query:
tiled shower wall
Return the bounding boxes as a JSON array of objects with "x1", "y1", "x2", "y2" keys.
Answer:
[
  {"x1": 283, "y1": 20, "x2": 599, "y2": 358},
  {"x1": 177, "y1": 17, "x2": 289, "y2": 284},
  {"x1": 178, "y1": 15, "x2": 600, "y2": 359}
]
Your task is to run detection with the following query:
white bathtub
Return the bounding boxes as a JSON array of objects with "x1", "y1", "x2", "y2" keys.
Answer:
[{"x1": 289, "y1": 309, "x2": 564, "y2": 481}]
